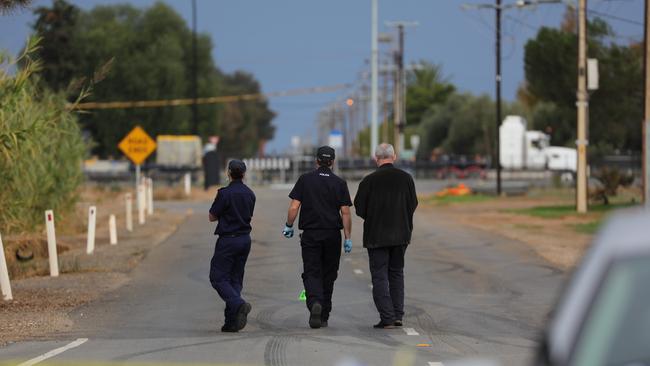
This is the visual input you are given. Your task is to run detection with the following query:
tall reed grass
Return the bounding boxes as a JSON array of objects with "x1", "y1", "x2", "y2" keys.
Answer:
[{"x1": 1, "y1": 37, "x2": 87, "y2": 234}]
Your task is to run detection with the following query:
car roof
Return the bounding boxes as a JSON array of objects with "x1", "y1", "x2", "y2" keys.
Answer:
[{"x1": 548, "y1": 207, "x2": 650, "y2": 363}]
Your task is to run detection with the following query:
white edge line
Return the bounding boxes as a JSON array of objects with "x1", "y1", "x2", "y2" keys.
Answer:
[
  {"x1": 353, "y1": 269, "x2": 363, "y2": 275},
  {"x1": 428, "y1": 362, "x2": 444, "y2": 366},
  {"x1": 17, "y1": 338, "x2": 88, "y2": 366},
  {"x1": 404, "y1": 327, "x2": 420, "y2": 336}
]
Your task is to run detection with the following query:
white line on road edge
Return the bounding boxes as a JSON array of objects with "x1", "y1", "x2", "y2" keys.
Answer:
[
  {"x1": 17, "y1": 338, "x2": 88, "y2": 366},
  {"x1": 45, "y1": 210, "x2": 59, "y2": 277},
  {"x1": 404, "y1": 327, "x2": 420, "y2": 336},
  {"x1": 109, "y1": 214, "x2": 117, "y2": 245},
  {"x1": 353, "y1": 269, "x2": 363, "y2": 275},
  {"x1": 0, "y1": 232, "x2": 13, "y2": 301},
  {"x1": 125, "y1": 193, "x2": 133, "y2": 232},
  {"x1": 428, "y1": 362, "x2": 444, "y2": 366},
  {"x1": 86, "y1": 206, "x2": 96, "y2": 254}
]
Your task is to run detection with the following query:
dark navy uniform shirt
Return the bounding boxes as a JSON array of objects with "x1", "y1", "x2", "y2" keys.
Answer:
[
  {"x1": 289, "y1": 166, "x2": 352, "y2": 230},
  {"x1": 209, "y1": 180, "x2": 256, "y2": 236}
]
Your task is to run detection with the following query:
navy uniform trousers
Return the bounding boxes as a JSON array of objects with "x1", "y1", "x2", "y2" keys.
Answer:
[
  {"x1": 209, "y1": 234, "x2": 251, "y2": 324},
  {"x1": 301, "y1": 229, "x2": 341, "y2": 321}
]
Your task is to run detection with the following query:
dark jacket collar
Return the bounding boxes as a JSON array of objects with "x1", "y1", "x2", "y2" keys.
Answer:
[
  {"x1": 379, "y1": 163, "x2": 394, "y2": 169},
  {"x1": 317, "y1": 166, "x2": 333, "y2": 173}
]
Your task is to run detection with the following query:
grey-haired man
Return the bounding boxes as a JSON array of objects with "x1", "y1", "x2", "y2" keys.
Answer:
[{"x1": 353, "y1": 143, "x2": 418, "y2": 329}]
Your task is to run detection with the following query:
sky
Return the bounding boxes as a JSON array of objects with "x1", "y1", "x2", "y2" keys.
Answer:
[{"x1": 0, "y1": 0, "x2": 644, "y2": 153}]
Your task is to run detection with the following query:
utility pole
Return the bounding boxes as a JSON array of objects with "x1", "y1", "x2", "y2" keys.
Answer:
[
  {"x1": 576, "y1": 0, "x2": 589, "y2": 213},
  {"x1": 496, "y1": 0, "x2": 502, "y2": 196},
  {"x1": 386, "y1": 21, "x2": 418, "y2": 156},
  {"x1": 641, "y1": 0, "x2": 650, "y2": 208},
  {"x1": 191, "y1": 0, "x2": 199, "y2": 135},
  {"x1": 462, "y1": 0, "x2": 561, "y2": 196},
  {"x1": 370, "y1": 0, "x2": 379, "y2": 157},
  {"x1": 382, "y1": 61, "x2": 390, "y2": 143}
]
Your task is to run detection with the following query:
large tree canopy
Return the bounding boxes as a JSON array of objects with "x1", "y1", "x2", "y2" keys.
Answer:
[
  {"x1": 522, "y1": 12, "x2": 642, "y2": 155},
  {"x1": 31, "y1": 0, "x2": 275, "y2": 157}
]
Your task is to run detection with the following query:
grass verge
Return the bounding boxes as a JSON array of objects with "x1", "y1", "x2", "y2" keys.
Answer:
[
  {"x1": 425, "y1": 194, "x2": 494, "y2": 205},
  {"x1": 508, "y1": 202, "x2": 636, "y2": 219}
]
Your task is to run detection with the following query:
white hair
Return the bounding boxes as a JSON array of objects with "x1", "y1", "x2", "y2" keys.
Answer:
[{"x1": 375, "y1": 143, "x2": 395, "y2": 160}]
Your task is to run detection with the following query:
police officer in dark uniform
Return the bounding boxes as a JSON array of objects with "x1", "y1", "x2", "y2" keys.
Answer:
[
  {"x1": 283, "y1": 146, "x2": 353, "y2": 329},
  {"x1": 209, "y1": 159, "x2": 256, "y2": 332}
]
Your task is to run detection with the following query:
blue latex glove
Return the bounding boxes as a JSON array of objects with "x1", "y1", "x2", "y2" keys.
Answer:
[
  {"x1": 344, "y1": 239, "x2": 352, "y2": 253},
  {"x1": 282, "y1": 224, "x2": 294, "y2": 238}
]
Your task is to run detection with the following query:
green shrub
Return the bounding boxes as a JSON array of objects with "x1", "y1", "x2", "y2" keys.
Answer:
[{"x1": 0, "y1": 38, "x2": 87, "y2": 234}]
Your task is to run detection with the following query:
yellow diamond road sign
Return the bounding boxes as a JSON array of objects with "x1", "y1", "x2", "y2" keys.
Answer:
[{"x1": 118, "y1": 126, "x2": 157, "y2": 165}]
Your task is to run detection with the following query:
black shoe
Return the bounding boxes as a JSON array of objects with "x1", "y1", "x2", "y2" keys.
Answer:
[
  {"x1": 221, "y1": 324, "x2": 238, "y2": 333},
  {"x1": 373, "y1": 321, "x2": 396, "y2": 329},
  {"x1": 309, "y1": 303, "x2": 322, "y2": 329},
  {"x1": 394, "y1": 320, "x2": 403, "y2": 327},
  {"x1": 321, "y1": 320, "x2": 328, "y2": 328},
  {"x1": 235, "y1": 302, "x2": 252, "y2": 331}
]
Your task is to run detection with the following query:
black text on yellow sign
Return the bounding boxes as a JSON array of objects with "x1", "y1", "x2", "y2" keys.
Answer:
[{"x1": 118, "y1": 126, "x2": 157, "y2": 165}]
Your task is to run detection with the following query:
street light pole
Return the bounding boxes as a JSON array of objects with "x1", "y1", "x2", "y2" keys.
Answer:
[
  {"x1": 462, "y1": 0, "x2": 562, "y2": 196},
  {"x1": 370, "y1": 0, "x2": 379, "y2": 157},
  {"x1": 496, "y1": 0, "x2": 503, "y2": 196},
  {"x1": 191, "y1": 0, "x2": 199, "y2": 135}
]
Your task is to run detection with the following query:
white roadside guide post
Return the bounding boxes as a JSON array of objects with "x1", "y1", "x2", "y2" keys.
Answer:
[
  {"x1": 109, "y1": 214, "x2": 117, "y2": 245},
  {"x1": 0, "y1": 232, "x2": 13, "y2": 301},
  {"x1": 125, "y1": 193, "x2": 133, "y2": 232},
  {"x1": 184, "y1": 172, "x2": 191, "y2": 196},
  {"x1": 87, "y1": 206, "x2": 97, "y2": 254},
  {"x1": 45, "y1": 210, "x2": 59, "y2": 277},
  {"x1": 138, "y1": 183, "x2": 146, "y2": 225},
  {"x1": 147, "y1": 177, "x2": 154, "y2": 215}
]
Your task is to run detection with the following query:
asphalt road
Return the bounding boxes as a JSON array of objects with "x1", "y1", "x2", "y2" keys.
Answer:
[{"x1": 0, "y1": 183, "x2": 564, "y2": 366}]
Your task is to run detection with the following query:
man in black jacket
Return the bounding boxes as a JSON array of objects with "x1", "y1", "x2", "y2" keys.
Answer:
[{"x1": 353, "y1": 143, "x2": 418, "y2": 329}]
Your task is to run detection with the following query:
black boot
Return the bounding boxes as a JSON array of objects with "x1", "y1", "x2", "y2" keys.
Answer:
[{"x1": 309, "y1": 302, "x2": 322, "y2": 329}]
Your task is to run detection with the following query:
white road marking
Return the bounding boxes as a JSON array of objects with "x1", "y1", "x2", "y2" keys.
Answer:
[
  {"x1": 428, "y1": 362, "x2": 444, "y2": 366},
  {"x1": 404, "y1": 327, "x2": 420, "y2": 336},
  {"x1": 353, "y1": 269, "x2": 363, "y2": 275},
  {"x1": 343, "y1": 257, "x2": 352, "y2": 262},
  {"x1": 17, "y1": 338, "x2": 88, "y2": 366}
]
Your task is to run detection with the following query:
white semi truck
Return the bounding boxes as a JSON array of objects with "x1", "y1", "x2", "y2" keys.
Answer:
[{"x1": 499, "y1": 115, "x2": 576, "y2": 172}]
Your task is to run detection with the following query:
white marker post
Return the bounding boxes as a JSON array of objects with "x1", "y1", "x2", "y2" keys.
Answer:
[
  {"x1": 109, "y1": 214, "x2": 117, "y2": 245},
  {"x1": 86, "y1": 206, "x2": 96, "y2": 254},
  {"x1": 184, "y1": 173, "x2": 191, "y2": 196},
  {"x1": 125, "y1": 193, "x2": 133, "y2": 232},
  {"x1": 0, "y1": 233, "x2": 13, "y2": 301},
  {"x1": 45, "y1": 210, "x2": 59, "y2": 277},
  {"x1": 138, "y1": 183, "x2": 146, "y2": 225},
  {"x1": 146, "y1": 178, "x2": 154, "y2": 215}
]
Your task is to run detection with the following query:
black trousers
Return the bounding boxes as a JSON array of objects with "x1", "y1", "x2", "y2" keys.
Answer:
[
  {"x1": 209, "y1": 234, "x2": 251, "y2": 325},
  {"x1": 301, "y1": 229, "x2": 341, "y2": 321},
  {"x1": 367, "y1": 245, "x2": 407, "y2": 323}
]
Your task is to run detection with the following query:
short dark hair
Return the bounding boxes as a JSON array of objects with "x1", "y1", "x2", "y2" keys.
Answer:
[
  {"x1": 317, "y1": 158, "x2": 333, "y2": 167},
  {"x1": 229, "y1": 168, "x2": 244, "y2": 180}
]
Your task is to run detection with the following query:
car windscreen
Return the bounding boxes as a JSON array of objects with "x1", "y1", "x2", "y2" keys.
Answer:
[{"x1": 571, "y1": 255, "x2": 650, "y2": 366}]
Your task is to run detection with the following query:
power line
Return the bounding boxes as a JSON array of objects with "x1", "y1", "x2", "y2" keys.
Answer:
[
  {"x1": 68, "y1": 84, "x2": 351, "y2": 110},
  {"x1": 588, "y1": 8, "x2": 644, "y2": 26}
]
